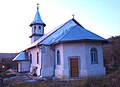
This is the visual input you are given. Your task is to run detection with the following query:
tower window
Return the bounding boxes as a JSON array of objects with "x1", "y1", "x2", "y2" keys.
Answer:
[
  {"x1": 39, "y1": 26, "x2": 41, "y2": 29},
  {"x1": 57, "y1": 50, "x2": 61, "y2": 65},
  {"x1": 34, "y1": 26, "x2": 36, "y2": 29},
  {"x1": 38, "y1": 26, "x2": 41, "y2": 33},
  {"x1": 37, "y1": 52, "x2": 39, "y2": 64},
  {"x1": 34, "y1": 26, "x2": 36, "y2": 33},
  {"x1": 90, "y1": 48, "x2": 98, "y2": 64}
]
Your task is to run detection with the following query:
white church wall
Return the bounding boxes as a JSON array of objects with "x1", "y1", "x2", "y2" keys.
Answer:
[
  {"x1": 18, "y1": 61, "x2": 30, "y2": 72},
  {"x1": 63, "y1": 42, "x2": 86, "y2": 78},
  {"x1": 55, "y1": 42, "x2": 87, "y2": 78},
  {"x1": 55, "y1": 43, "x2": 64, "y2": 78},
  {"x1": 18, "y1": 62, "x2": 21, "y2": 72},
  {"x1": 29, "y1": 47, "x2": 42, "y2": 76},
  {"x1": 84, "y1": 42, "x2": 106, "y2": 76},
  {"x1": 29, "y1": 45, "x2": 55, "y2": 77},
  {"x1": 41, "y1": 45, "x2": 55, "y2": 77},
  {"x1": 55, "y1": 42, "x2": 106, "y2": 78}
]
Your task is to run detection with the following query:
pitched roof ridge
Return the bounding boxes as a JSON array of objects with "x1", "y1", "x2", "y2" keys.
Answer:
[
  {"x1": 55, "y1": 21, "x2": 88, "y2": 44},
  {"x1": 72, "y1": 18, "x2": 85, "y2": 28},
  {"x1": 53, "y1": 25, "x2": 77, "y2": 44},
  {"x1": 38, "y1": 19, "x2": 72, "y2": 42}
]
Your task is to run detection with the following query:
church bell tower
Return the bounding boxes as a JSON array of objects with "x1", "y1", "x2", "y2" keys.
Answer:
[{"x1": 29, "y1": 3, "x2": 46, "y2": 43}]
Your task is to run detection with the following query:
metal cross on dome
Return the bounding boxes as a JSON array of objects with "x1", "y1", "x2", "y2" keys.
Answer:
[
  {"x1": 37, "y1": 3, "x2": 39, "y2": 6},
  {"x1": 72, "y1": 14, "x2": 75, "y2": 19},
  {"x1": 37, "y1": 3, "x2": 39, "y2": 10}
]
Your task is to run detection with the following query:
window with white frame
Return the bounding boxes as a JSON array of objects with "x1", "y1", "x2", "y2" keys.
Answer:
[
  {"x1": 57, "y1": 50, "x2": 60, "y2": 65},
  {"x1": 91, "y1": 48, "x2": 98, "y2": 64}
]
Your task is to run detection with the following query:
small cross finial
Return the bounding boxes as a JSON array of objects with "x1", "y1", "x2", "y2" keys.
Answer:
[
  {"x1": 37, "y1": 3, "x2": 39, "y2": 10},
  {"x1": 72, "y1": 14, "x2": 75, "y2": 19}
]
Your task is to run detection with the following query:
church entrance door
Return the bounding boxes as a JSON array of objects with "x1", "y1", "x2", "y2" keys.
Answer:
[{"x1": 70, "y1": 58, "x2": 79, "y2": 77}]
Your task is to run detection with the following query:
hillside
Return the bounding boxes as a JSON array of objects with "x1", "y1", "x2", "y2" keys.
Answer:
[{"x1": 103, "y1": 35, "x2": 120, "y2": 74}]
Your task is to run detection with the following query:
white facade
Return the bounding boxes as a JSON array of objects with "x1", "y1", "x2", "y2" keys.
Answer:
[
  {"x1": 26, "y1": 41, "x2": 106, "y2": 78},
  {"x1": 29, "y1": 45, "x2": 55, "y2": 77},
  {"x1": 83, "y1": 42, "x2": 106, "y2": 77},
  {"x1": 29, "y1": 47, "x2": 41, "y2": 75},
  {"x1": 54, "y1": 42, "x2": 106, "y2": 78},
  {"x1": 16, "y1": 41, "x2": 106, "y2": 78}
]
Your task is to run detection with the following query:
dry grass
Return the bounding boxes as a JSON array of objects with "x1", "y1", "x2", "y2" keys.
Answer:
[
  {"x1": 2, "y1": 66, "x2": 120, "y2": 87},
  {"x1": 3, "y1": 70, "x2": 120, "y2": 87},
  {"x1": 7, "y1": 80, "x2": 87, "y2": 87}
]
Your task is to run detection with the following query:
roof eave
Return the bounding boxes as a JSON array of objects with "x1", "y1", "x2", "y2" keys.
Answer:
[
  {"x1": 52, "y1": 39, "x2": 108, "y2": 45},
  {"x1": 29, "y1": 23, "x2": 46, "y2": 27},
  {"x1": 24, "y1": 44, "x2": 42, "y2": 51},
  {"x1": 29, "y1": 33, "x2": 43, "y2": 38},
  {"x1": 14, "y1": 60, "x2": 29, "y2": 61}
]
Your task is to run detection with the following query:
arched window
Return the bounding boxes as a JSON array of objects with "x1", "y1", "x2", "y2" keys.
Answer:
[
  {"x1": 38, "y1": 26, "x2": 41, "y2": 33},
  {"x1": 39, "y1": 26, "x2": 41, "y2": 29},
  {"x1": 30, "y1": 54, "x2": 32, "y2": 63},
  {"x1": 34, "y1": 26, "x2": 36, "y2": 33},
  {"x1": 57, "y1": 50, "x2": 60, "y2": 65},
  {"x1": 91, "y1": 48, "x2": 98, "y2": 64},
  {"x1": 37, "y1": 52, "x2": 39, "y2": 64}
]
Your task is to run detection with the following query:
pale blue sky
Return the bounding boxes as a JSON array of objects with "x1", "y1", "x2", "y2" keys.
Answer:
[{"x1": 0, "y1": 0, "x2": 119, "y2": 52}]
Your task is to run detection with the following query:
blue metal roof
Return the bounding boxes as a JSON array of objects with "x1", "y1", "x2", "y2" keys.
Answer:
[
  {"x1": 40, "y1": 19, "x2": 77, "y2": 45},
  {"x1": 54, "y1": 25, "x2": 106, "y2": 43},
  {"x1": 13, "y1": 52, "x2": 29, "y2": 61},
  {"x1": 30, "y1": 5, "x2": 46, "y2": 26},
  {"x1": 40, "y1": 19, "x2": 107, "y2": 45},
  {"x1": 27, "y1": 18, "x2": 107, "y2": 49}
]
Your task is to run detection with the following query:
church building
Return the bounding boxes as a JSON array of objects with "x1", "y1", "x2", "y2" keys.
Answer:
[{"x1": 13, "y1": 4, "x2": 107, "y2": 79}]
